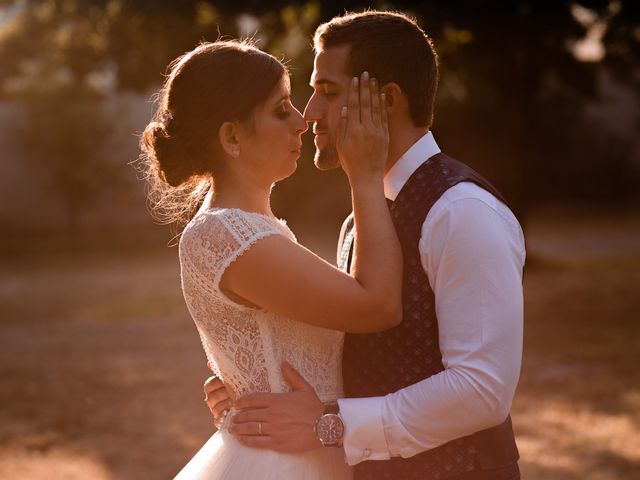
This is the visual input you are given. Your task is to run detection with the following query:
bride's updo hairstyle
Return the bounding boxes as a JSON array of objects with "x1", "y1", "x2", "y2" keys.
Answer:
[{"x1": 140, "y1": 40, "x2": 286, "y2": 226}]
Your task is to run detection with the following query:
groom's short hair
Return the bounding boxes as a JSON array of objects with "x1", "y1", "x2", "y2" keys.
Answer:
[{"x1": 314, "y1": 10, "x2": 439, "y2": 129}]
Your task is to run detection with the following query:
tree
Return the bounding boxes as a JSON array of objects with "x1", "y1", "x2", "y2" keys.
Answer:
[
  {"x1": 0, "y1": 0, "x2": 637, "y2": 232},
  {"x1": 16, "y1": 85, "x2": 120, "y2": 232},
  {"x1": 0, "y1": 0, "x2": 127, "y2": 231}
]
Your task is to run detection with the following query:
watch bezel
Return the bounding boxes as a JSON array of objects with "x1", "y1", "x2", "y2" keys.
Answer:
[{"x1": 314, "y1": 412, "x2": 345, "y2": 446}]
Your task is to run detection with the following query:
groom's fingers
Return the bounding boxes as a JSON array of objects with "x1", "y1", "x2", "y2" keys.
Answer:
[
  {"x1": 204, "y1": 384, "x2": 227, "y2": 401},
  {"x1": 211, "y1": 398, "x2": 233, "y2": 418},
  {"x1": 203, "y1": 376, "x2": 224, "y2": 394},
  {"x1": 234, "y1": 391, "x2": 278, "y2": 410},
  {"x1": 231, "y1": 408, "x2": 273, "y2": 425},
  {"x1": 229, "y1": 421, "x2": 269, "y2": 436}
]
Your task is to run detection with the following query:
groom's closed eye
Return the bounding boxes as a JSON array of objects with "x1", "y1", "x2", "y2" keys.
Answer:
[
  {"x1": 321, "y1": 85, "x2": 339, "y2": 98},
  {"x1": 311, "y1": 80, "x2": 340, "y2": 99}
]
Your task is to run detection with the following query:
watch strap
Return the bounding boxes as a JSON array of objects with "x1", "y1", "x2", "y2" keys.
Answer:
[{"x1": 323, "y1": 402, "x2": 339, "y2": 415}]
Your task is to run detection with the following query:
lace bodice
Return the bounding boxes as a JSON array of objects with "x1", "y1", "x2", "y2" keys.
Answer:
[{"x1": 179, "y1": 206, "x2": 344, "y2": 403}]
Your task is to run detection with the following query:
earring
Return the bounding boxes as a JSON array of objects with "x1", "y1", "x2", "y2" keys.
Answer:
[{"x1": 231, "y1": 148, "x2": 240, "y2": 158}]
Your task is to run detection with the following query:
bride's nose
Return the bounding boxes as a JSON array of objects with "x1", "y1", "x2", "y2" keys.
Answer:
[{"x1": 292, "y1": 107, "x2": 308, "y2": 134}]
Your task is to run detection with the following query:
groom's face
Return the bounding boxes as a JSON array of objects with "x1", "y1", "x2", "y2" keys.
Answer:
[{"x1": 304, "y1": 45, "x2": 353, "y2": 170}]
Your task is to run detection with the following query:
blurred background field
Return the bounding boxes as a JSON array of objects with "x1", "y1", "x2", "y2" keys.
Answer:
[
  {"x1": 1, "y1": 206, "x2": 639, "y2": 479},
  {"x1": 1, "y1": 1, "x2": 639, "y2": 479}
]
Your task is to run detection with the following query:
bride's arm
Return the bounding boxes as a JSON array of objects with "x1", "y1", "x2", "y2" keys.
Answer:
[{"x1": 221, "y1": 73, "x2": 401, "y2": 334}]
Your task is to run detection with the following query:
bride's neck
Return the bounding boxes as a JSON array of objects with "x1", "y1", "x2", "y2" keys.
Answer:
[{"x1": 210, "y1": 170, "x2": 273, "y2": 216}]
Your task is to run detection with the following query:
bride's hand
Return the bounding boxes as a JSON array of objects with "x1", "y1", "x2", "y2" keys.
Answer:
[{"x1": 336, "y1": 71, "x2": 389, "y2": 185}]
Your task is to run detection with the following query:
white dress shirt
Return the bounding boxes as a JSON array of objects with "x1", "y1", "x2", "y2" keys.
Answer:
[{"x1": 337, "y1": 131, "x2": 525, "y2": 465}]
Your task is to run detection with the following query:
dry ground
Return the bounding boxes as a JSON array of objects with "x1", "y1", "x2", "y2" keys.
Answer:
[{"x1": 1, "y1": 206, "x2": 639, "y2": 479}]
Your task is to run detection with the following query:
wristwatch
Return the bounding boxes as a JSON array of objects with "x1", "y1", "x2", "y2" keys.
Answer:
[{"x1": 314, "y1": 402, "x2": 345, "y2": 447}]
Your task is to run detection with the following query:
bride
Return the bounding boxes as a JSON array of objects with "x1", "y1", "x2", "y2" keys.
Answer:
[{"x1": 140, "y1": 39, "x2": 401, "y2": 479}]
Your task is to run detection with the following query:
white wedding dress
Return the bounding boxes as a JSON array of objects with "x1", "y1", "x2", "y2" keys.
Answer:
[{"x1": 174, "y1": 201, "x2": 352, "y2": 479}]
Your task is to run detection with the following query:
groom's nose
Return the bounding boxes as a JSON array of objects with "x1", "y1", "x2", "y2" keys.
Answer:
[{"x1": 303, "y1": 93, "x2": 322, "y2": 123}]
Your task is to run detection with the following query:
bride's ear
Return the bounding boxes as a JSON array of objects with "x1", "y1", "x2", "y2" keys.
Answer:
[{"x1": 218, "y1": 121, "x2": 241, "y2": 159}]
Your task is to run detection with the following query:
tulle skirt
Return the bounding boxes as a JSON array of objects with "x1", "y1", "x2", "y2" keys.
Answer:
[{"x1": 174, "y1": 419, "x2": 353, "y2": 480}]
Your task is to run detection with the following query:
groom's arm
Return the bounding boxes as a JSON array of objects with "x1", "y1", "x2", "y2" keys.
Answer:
[
  {"x1": 229, "y1": 362, "x2": 325, "y2": 453},
  {"x1": 228, "y1": 186, "x2": 524, "y2": 461},
  {"x1": 338, "y1": 185, "x2": 525, "y2": 464}
]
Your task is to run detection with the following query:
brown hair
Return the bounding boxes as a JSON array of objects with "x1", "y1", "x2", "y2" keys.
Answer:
[
  {"x1": 139, "y1": 39, "x2": 286, "y2": 226},
  {"x1": 314, "y1": 11, "x2": 439, "y2": 128}
]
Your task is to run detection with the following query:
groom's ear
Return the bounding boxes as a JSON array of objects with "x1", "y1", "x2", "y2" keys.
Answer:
[
  {"x1": 380, "y1": 82, "x2": 402, "y2": 114},
  {"x1": 218, "y1": 121, "x2": 242, "y2": 159}
]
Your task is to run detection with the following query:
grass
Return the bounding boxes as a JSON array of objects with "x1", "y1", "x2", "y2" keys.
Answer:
[
  {"x1": 0, "y1": 206, "x2": 639, "y2": 479},
  {"x1": 512, "y1": 207, "x2": 640, "y2": 479}
]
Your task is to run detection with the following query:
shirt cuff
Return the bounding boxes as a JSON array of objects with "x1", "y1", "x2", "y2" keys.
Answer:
[{"x1": 338, "y1": 396, "x2": 390, "y2": 465}]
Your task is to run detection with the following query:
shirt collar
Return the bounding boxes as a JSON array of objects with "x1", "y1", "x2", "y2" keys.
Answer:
[{"x1": 384, "y1": 131, "x2": 441, "y2": 201}]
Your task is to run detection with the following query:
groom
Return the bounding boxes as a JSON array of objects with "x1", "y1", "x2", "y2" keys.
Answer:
[{"x1": 206, "y1": 11, "x2": 524, "y2": 479}]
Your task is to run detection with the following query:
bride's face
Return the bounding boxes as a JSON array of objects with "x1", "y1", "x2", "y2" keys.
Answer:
[{"x1": 238, "y1": 76, "x2": 308, "y2": 184}]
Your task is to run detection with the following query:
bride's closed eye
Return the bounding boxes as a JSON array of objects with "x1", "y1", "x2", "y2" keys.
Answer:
[{"x1": 276, "y1": 103, "x2": 291, "y2": 120}]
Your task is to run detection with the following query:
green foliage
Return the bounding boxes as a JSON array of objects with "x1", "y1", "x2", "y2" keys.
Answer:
[
  {"x1": 0, "y1": 0, "x2": 638, "y2": 233},
  {"x1": 16, "y1": 84, "x2": 120, "y2": 230},
  {"x1": 0, "y1": 0, "x2": 127, "y2": 230}
]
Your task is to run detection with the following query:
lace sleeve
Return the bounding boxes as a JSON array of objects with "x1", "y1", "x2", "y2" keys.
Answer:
[
  {"x1": 180, "y1": 208, "x2": 289, "y2": 295},
  {"x1": 178, "y1": 208, "x2": 294, "y2": 396}
]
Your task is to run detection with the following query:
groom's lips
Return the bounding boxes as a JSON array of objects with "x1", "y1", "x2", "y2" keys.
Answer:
[
  {"x1": 313, "y1": 124, "x2": 329, "y2": 149},
  {"x1": 313, "y1": 131, "x2": 328, "y2": 150},
  {"x1": 313, "y1": 124, "x2": 328, "y2": 135}
]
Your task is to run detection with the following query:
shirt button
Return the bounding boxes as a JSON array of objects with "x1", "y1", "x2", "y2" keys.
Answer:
[{"x1": 363, "y1": 448, "x2": 371, "y2": 458}]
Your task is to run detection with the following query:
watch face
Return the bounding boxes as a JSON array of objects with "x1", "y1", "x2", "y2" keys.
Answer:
[{"x1": 316, "y1": 414, "x2": 344, "y2": 445}]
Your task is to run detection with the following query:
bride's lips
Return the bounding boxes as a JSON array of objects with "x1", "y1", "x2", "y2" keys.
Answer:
[{"x1": 291, "y1": 144, "x2": 302, "y2": 156}]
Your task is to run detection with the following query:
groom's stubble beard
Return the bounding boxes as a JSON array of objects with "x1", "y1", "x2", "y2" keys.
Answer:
[{"x1": 313, "y1": 132, "x2": 341, "y2": 171}]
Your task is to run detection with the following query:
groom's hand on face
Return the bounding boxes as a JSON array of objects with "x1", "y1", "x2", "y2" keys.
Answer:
[{"x1": 229, "y1": 362, "x2": 325, "y2": 453}]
